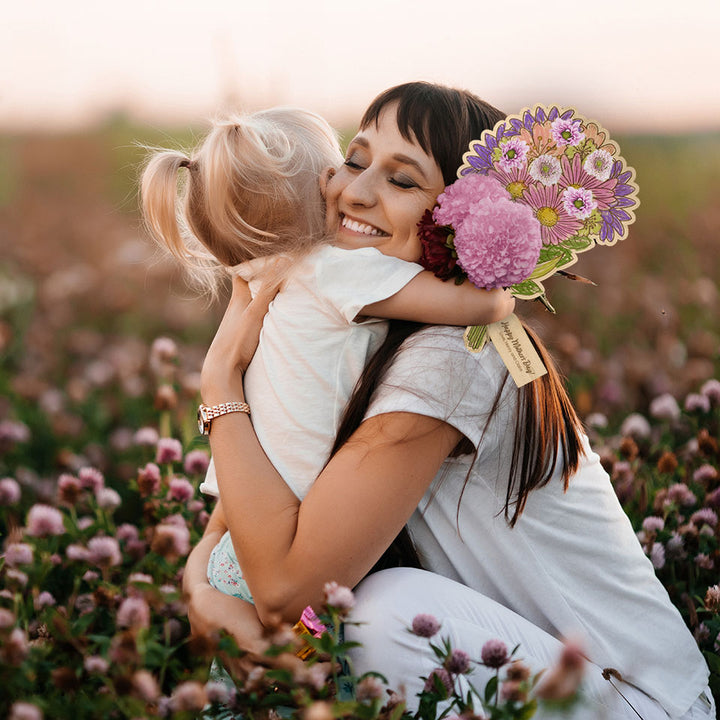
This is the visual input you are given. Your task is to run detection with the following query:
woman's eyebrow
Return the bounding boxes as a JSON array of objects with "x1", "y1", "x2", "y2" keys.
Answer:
[{"x1": 350, "y1": 136, "x2": 429, "y2": 181}]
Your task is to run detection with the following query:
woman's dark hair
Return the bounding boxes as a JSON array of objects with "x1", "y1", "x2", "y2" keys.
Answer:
[
  {"x1": 331, "y1": 82, "x2": 585, "y2": 572},
  {"x1": 360, "y1": 81, "x2": 506, "y2": 186}
]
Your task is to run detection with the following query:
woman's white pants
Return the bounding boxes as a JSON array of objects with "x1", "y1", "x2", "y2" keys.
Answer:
[{"x1": 346, "y1": 568, "x2": 715, "y2": 720}]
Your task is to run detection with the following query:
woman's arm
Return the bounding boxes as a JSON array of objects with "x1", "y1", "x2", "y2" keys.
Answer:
[
  {"x1": 202, "y1": 278, "x2": 462, "y2": 625},
  {"x1": 183, "y1": 501, "x2": 271, "y2": 658},
  {"x1": 362, "y1": 271, "x2": 515, "y2": 326}
]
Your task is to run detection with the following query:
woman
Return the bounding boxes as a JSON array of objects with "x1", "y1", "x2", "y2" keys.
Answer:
[{"x1": 185, "y1": 82, "x2": 712, "y2": 718}]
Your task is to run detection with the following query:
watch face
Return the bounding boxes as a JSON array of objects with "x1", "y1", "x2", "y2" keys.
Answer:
[{"x1": 197, "y1": 406, "x2": 208, "y2": 435}]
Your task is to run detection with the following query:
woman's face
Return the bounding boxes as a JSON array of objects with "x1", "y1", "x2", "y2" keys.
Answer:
[{"x1": 324, "y1": 105, "x2": 446, "y2": 263}]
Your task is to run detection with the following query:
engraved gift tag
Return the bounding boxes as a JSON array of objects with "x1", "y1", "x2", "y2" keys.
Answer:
[{"x1": 486, "y1": 314, "x2": 547, "y2": 387}]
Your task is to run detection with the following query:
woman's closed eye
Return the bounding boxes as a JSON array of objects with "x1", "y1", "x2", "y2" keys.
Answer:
[{"x1": 389, "y1": 174, "x2": 418, "y2": 190}]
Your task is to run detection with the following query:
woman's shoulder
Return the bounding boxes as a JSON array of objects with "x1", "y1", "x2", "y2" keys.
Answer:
[{"x1": 397, "y1": 326, "x2": 509, "y2": 381}]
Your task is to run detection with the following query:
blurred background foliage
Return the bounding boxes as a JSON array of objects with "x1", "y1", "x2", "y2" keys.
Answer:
[{"x1": 0, "y1": 119, "x2": 719, "y2": 471}]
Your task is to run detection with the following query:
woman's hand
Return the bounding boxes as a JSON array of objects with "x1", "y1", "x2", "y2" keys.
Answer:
[{"x1": 201, "y1": 274, "x2": 281, "y2": 405}]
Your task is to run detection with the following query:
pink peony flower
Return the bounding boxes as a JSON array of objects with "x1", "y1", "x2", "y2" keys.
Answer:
[
  {"x1": 411, "y1": 613, "x2": 441, "y2": 638},
  {"x1": 168, "y1": 476, "x2": 194, "y2": 503},
  {"x1": 156, "y1": 438, "x2": 183, "y2": 465},
  {"x1": 434, "y1": 174, "x2": 541, "y2": 288},
  {"x1": 481, "y1": 638, "x2": 509, "y2": 668},
  {"x1": 4, "y1": 543, "x2": 33, "y2": 566},
  {"x1": 0, "y1": 477, "x2": 22, "y2": 505},
  {"x1": 322, "y1": 581, "x2": 355, "y2": 614},
  {"x1": 117, "y1": 596, "x2": 151, "y2": 630},
  {"x1": 87, "y1": 535, "x2": 122, "y2": 568},
  {"x1": 26, "y1": 504, "x2": 65, "y2": 537},
  {"x1": 183, "y1": 449, "x2": 210, "y2": 475}
]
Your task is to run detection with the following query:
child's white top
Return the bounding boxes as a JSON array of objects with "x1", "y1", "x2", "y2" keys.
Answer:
[{"x1": 200, "y1": 244, "x2": 423, "y2": 499}]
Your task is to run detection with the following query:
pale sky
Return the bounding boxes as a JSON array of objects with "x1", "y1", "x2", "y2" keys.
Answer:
[{"x1": 2, "y1": 0, "x2": 719, "y2": 133}]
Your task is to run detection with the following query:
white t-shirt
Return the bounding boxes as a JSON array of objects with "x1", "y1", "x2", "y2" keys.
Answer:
[
  {"x1": 201, "y1": 244, "x2": 423, "y2": 499},
  {"x1": 366, "y1": 326, "x2": 708, "y2": 718}
]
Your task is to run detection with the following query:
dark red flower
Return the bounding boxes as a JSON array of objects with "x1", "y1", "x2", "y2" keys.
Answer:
[{"x1": 417, "y1": 209, "x2": 463, "y2": 282}]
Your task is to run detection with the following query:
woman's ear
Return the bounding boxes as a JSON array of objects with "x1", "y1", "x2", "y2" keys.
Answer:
[{"x1": 319, "y1": 166, "x2": 336, "y2": 200}]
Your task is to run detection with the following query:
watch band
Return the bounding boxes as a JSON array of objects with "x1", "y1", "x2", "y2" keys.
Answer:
[{"x1": 198, "y1": 401, "x2": 250, "y2": 435}]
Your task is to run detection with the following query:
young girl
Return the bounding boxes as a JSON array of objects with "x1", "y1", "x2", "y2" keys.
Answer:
[{"x1": 141, "y1": 106, "x2": 514, "y2": 605}]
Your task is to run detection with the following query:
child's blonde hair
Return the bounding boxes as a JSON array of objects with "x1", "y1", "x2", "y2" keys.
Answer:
[{"x1": 141, "y1": 107, "x2": 343, "y2": 295}]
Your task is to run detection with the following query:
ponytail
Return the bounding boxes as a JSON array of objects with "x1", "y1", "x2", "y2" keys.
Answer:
[{"x1": 140, "y1": 108, "x2": 343, "y2": 298}]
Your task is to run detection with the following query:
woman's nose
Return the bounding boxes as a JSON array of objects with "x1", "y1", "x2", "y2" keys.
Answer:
[{"x1": 342, "y1": 168, "x2": 378, "y2": 207}]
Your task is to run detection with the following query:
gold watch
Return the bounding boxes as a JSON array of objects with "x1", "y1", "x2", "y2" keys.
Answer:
[{"x1": 197, "y1": 402, "x2": 250, "y2": 435}]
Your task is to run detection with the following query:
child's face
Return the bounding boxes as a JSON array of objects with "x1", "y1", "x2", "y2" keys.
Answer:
[{"x1": 324, "y1": 104, "x2": 445, "y2": 263}]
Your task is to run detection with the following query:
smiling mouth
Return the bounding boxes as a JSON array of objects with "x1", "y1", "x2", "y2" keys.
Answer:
[{"x1": 341, "y1": 215, "x2": 389, "y2": 237}]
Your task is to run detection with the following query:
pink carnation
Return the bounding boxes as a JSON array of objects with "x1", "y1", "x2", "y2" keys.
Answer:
[
  {"x1": 667, "y1": 483, "x2": 697, "y2": 507},
  {"x1": 434, "y1": 174, "x2": 541, "y2": 289},
  {"x1": 34, "y1": 591, "x2": 56, "y2": 610},
  {"x1": 26, "y1": 504, "x2": 65, "y2": 537},
  {"x1": 84, "y1": 655, "x2": 109, "y2": 674},
  {"x1": 641, "y1": 516, "x2": 665, "y2": 534},
  {"x1": 117, "y1": 523, "x2": 140, "y2": 543},
  {"x1": 649, "y1": 393, "x2": 680, "y2": 421}
]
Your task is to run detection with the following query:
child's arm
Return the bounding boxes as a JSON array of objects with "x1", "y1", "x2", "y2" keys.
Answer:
[{"x1": 361, "y1": 270, "x2": 515, "y2": 326}]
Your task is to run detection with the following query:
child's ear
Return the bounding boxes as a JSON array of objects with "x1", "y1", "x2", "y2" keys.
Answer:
[{"x1": 319, "y1": 167, "x2": 336, "y2": 200}]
